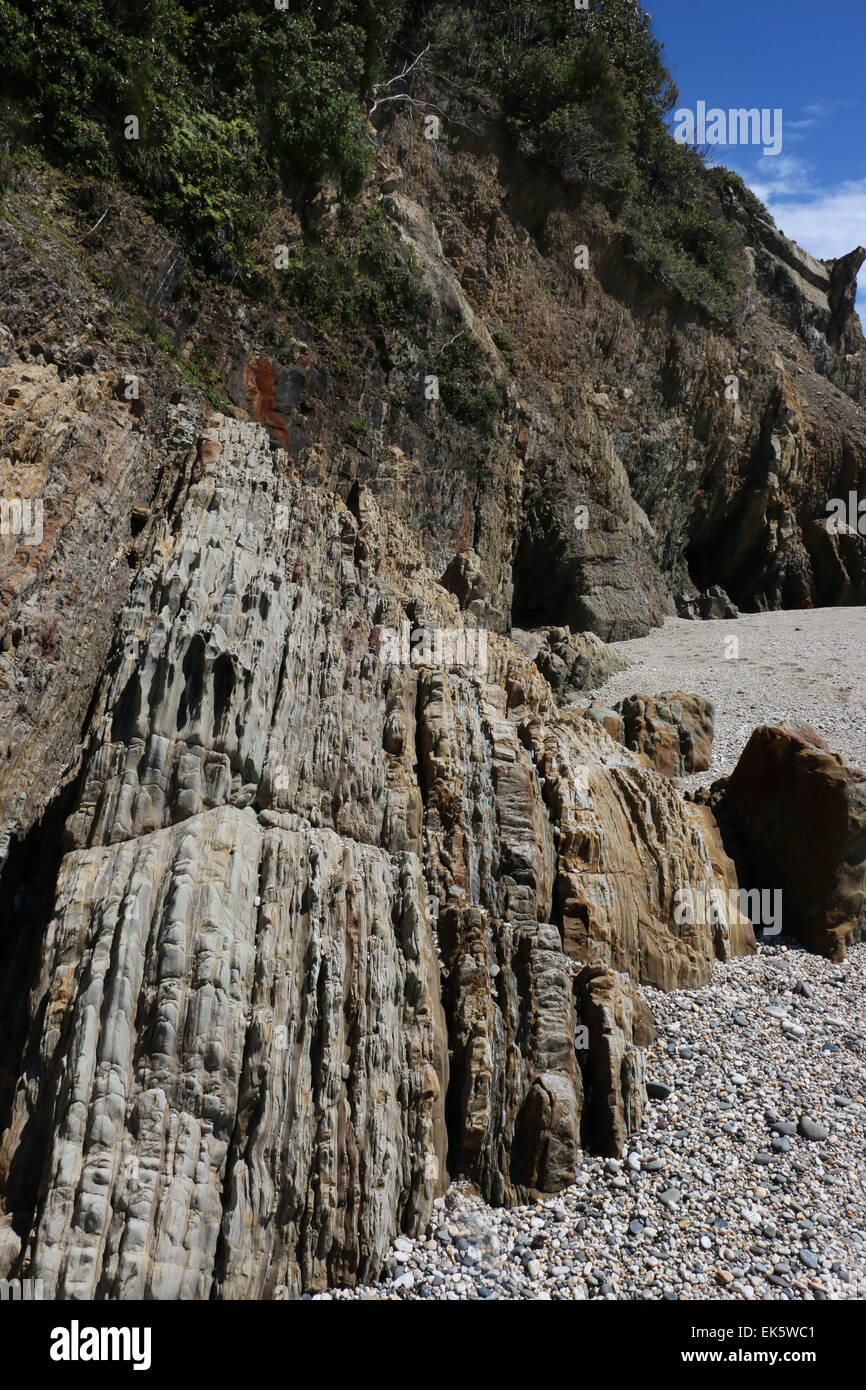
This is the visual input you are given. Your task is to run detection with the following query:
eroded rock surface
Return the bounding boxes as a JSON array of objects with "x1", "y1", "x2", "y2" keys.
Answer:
[
  {"x1": 512, "y1": 626, "x2": 628, "y2": 700},
  {"x1": 582, "y1": 691, "x2": 714, "y2": 778},
  {"x1": 0, "y1": 805, "x2": 446, "y2": 1297},
  {"x1": 713, "y1": 723, "x2": 866, "y2": 960},
  {"x1": 575, "y1": 965, "x2": 656, "y2": 1158},
  {"x1": 0, "y1": 408, "x2": 754, "y2": 1293},
  {"x1": 6, "y1": 103, "x2": 861, "y2": 1295}
]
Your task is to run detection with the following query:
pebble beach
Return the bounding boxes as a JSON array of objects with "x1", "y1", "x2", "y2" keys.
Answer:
[{"x1": 328, "y1": 942, "x2": 866, "y2": 1301}]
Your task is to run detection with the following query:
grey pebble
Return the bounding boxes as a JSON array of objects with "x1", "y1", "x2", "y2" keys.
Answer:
[
  {"x1": 798, "y1": 1116, "x2": 829, "y2": 1141},
  {"x1": 646, "y1": 1081, "x2": 673, "y2": 1101}
]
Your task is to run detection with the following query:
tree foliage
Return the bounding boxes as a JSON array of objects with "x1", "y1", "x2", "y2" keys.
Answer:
[
  {"x1": 0, "y1": 0, "x2": 404, "y2": 267},
  {"x1": 0, "y1": 0, "x2": 745, "y2": 315}
]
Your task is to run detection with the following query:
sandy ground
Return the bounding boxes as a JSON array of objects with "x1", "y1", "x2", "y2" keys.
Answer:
[{"x1": 588, "y1": 607, "x2": 866, "y2": 785}]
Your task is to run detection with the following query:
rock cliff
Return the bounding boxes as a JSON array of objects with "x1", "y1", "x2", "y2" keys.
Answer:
[{"x1": 0, "y1": 76, "x2": 863, "y2": 1296}]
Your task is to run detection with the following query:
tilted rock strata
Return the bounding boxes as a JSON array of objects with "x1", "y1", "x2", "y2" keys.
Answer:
[
  {"x1": 1, "y1": 108, "x2": 864, "y2": 1299},
  {"x1": 0, "y1": 357, "x2": 167, "y2": 875},
  {"x1": 575, "y1": 965, "x2": 656, "y2": 1159},
  {"x1": 0, "y1": 409, "x2": 756, "y2": 1293},
  {"x1": 0, "y1": 807, "x2": 446, "y2": 1298}
]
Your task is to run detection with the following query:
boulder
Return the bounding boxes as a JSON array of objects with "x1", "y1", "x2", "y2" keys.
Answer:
[
  {"x1": 512, "y1": 625, "x2": 628, "y2": 700},
  {"x1": 698, "y1": 586, "x2": 740, "y2": 620},
  {"x1": 616, "y1": 691, "x2": 714, "y2": 777},
  {"x1": 675, "y1": 586, "x2": 739, "y2": 620},
  {"x1": 714, "y1": 722, "x2": 866, "y2": 959}
]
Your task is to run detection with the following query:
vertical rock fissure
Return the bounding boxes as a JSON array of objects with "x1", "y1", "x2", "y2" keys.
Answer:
[{"x1": 0, "y1": 772, "x2": 83, "y2": 1275}]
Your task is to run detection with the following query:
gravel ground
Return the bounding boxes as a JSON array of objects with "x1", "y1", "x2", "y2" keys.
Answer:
[
  {"x1": 325, "y1": 943, "x2": 866, "y2": 1301},
  {"x1": 586, "y1": 607, "x2": 866, "y2": 788},
  {"x1": 317, "y1": 608, "x2": 866, "y2": 1303}
]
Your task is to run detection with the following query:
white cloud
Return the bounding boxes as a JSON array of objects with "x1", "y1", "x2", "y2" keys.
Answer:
[
  {"x1": 762, "y1": 180, "x2": 866, "y2": 258},
  {"x1": 748, "y1": 155, "x2": 818, "y2": 201},
  {"x1": 717, "y1": 101, "x2": 866, "y2": 331},
  {"x1": 763, "y1": 180, "x2": 866, "y2": 329},
  {"x1": 725, "y1": 170, "x2": 866, "y2": 330}
]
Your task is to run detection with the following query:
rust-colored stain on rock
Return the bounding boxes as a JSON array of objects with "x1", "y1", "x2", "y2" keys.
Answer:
[{"x1": 246, "y1": 356, "x2": 290, "y2": 454}]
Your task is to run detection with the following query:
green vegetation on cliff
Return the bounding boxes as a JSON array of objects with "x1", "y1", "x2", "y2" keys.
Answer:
[{"x1": 0, "y1": 0, "x2": 746, "y2": 316}]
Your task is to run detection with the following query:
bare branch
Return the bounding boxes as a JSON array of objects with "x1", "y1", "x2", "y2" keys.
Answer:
[
  {"x1": 435, "y1": 329, "x2": 467, "y2": 357},
  {"x1": 80, "y1": 208, "x2": 109, "y2": 241},
  {"x1": 368, "y1": 43, "x2": 433, "y2": 114}
]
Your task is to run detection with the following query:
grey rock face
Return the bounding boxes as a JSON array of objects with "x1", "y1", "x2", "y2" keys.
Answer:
[
  {"x1": 440, "y1": 909, "x2": 584, "y2": 1202},
  {"x1": 575, "y1": 965, "x2": 654, "y2": 1157},
  {"x1": 676, "y1": 586, "x2": 740, "y2": 620},
  {"x1": 0, "y1": 806, "x2": 447, "y2": 1298},
  {"x1": 2, "y1": 109, "x2": 866, "y2": 1303},
  {"x1": 0, "y1": 410, "x2": 754, "y2": 1296}
]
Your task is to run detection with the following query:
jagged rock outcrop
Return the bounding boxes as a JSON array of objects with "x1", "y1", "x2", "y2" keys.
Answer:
[
  {"x1": 582, "y1": 691, "x2": 714, "y2": 778},
  {"x1": 722, "y1": 190, "x2": 866, "y2": 397},
  {"x1": 575, "y1": 965, "x2": 656, "y2": 1158},
  {"x1": 0, "y1": 357, "x2": 169, "y2": 875},
  {"x1": 676, "y1": 585, "x2": 740, "y2": 620},
  {"x1": 0, "y1": 807, "x2": 447, "y2": 1298},
  {"x1": 2, "y1": 85, "x2": 863, "y2": 1298},
  {"x1": 713, "y1": 723, "x2": 866, "y2": 961},
  {"x1": 804, "y1": 517, "x2": 866, "y2": 605},
  {"x1": 439, "y1": 911, "x2": 584, "y2": 1201},
  {"x1": 532, "y1": 708, "x2": 754, "y2": 987},
  {"x1": 511, "y1": 626, "x2": 628, "y2": 700},
  {"x1": 0, "y1": 403, "x2": 755, "y2": 1292}
]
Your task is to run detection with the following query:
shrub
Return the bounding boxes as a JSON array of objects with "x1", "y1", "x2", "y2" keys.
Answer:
[
  {"x1": 282, "y1": 206, "x2": 426, "y2": 330},
  {"x1": 0, "y1": 0, "x2": 748, "y2": 320},
  {"x1": 0, "y1": 0, "x2": 404, "y2": 270},
  {"x1": 436, "y1": 333, "x2": 503, "y2": 435}
]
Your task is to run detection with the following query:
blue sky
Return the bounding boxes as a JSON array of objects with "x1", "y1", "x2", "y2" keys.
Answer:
[{"x1": 647, "y1": 0, "x2": 866, "y2": 325}]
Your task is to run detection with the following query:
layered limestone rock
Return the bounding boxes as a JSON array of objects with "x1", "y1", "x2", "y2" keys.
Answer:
[
  {"x1": 0, "y1": 407, "x2": 755, "y2": 1292},
  {"x1": 0, "y1": 357, "x2": 169, "y2": 876},
  {"x1": 0, "y1": 806, "x2": 446, "y2": 1297},
  {"x1": 14, "y1": 119, "x2": 864, "y2": 1292},
  {"x1": 575, "y1": 965, "x2": 656, "y2": 1159},
  {"x1": 529, "y1": 710, "x2": 754, "y2": 988},
  {"x1": 439, "y1": 910, "x2": 584, "y2": 1202}
]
